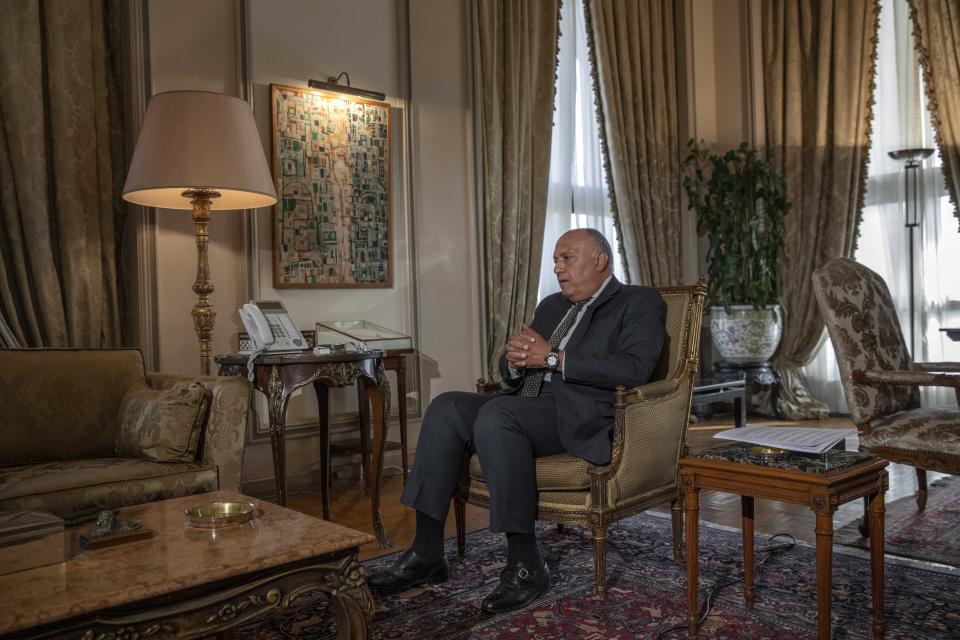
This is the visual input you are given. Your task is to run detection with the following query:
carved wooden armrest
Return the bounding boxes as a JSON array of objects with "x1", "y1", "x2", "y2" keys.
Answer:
[
  {"x1": 587, "y1": 462, "x2": 611, "y2": 477},
  {"x1": 620, "y1": 378, "x2": 679, "y2": 404},
  {"x1": 594, "y1": 378, "x2": 684, "y2": 480},
  {"x1": 853, "y1": 368, "x2": 960, "y2": 389},
  {"x1": 912, "y1": 362, "x2": 960, "y2": 373}
]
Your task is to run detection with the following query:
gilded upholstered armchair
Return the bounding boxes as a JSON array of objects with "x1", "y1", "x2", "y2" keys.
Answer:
[
  {"x1": 812, "y1": 258, "x2": 960, "y2": 517},
  {"x1": 454, "y1": 280, "x2": 707, "y2": 596}
]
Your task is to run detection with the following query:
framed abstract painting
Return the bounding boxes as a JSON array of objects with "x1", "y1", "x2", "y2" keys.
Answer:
[{"x1": 270, "y1": 84, "x2": 391, "y2": 288}]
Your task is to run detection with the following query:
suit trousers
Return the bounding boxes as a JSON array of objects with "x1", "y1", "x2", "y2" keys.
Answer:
[{"x1": 399, "y1": 385, "x2": 565, "y2": 534}]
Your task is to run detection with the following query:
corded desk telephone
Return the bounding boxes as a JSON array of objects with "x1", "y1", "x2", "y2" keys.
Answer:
[{"x1": 238, "y1": 301, "x2": 307, "y2": 353}]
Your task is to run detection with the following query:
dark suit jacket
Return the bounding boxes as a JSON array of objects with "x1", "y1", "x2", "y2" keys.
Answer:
[{"x1": 498, "y1": 277, "x2": 666, "y2": 465}]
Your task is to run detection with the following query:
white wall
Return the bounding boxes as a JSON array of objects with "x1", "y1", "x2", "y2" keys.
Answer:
[
  {"x1": 145, "y1": 0, "x2": 481, "y2": 494},
  {"x1": 685, "y1": 0, "x2": 757, "y2": 150},
  {"x1": 148, "y1": 0, "x2": 246, "y2": 376},
  {"x1": 682, "y1": 0, "x2": 760, "y2": 369},
  {"x1": 408, "y1": 0, "x2": 481, "y2": 398}
]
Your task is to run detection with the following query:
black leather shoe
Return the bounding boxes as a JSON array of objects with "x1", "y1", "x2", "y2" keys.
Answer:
[
  {"x1": 480, "y1": 557, "x2": 550, "y2": 614},
  {"x1": 366, "y1": 549, "x2": 449, "y2": 594}
]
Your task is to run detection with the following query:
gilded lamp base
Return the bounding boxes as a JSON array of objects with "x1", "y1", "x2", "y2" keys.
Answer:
[{"x1": 184, "y1": 188, "x2": 221, "y2": 376}]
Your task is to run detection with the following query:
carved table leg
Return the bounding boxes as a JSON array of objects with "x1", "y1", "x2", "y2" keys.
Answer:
[
  {"x1": 329, "y1": 588, "x2": 373, "y2": 640},
  {"x1": 735, "y1": 392, "x2": 746, "y2": 428},
  {"x1": 267, "y1": 366, "x2": 291, "y2": 506},
  {"x1": 684, "y1": 482, "x2": 701, "y2": 637},
  {"x1": 356, "y1": 377, "x2": 372, "y2": 497},
  {"x1": 916, "y1": 467, "x2": 928, "y2": 511},
  {"x1": 314, "y1": 381, "x2": 331, "y2": 520},
  {"x1": 323, "y1": 557, "x2": 375, "y2": 640},
  {"x1": 815, "y1": 510, "x2": 834, "y2": 640},
  {"x1": 869, "y1": 486, "x2": 886, "y2": 639},
  {"x1": 366, "y1": 363, "x2": 392, "y2": 548},
  {"x1": 860, "y1": 495, "x2": 871, "y2": 538},
  {"x1": 396, "y1": 355, "x2": 409, "y2": 482},
  {"x1": 671, "y1": 499, "x2": 683, "y2": 562},
  {"x1": 742, "y1": 495, "x2": 755, "y2": 608}
]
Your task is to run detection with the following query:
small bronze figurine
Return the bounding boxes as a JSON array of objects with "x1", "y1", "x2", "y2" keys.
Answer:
[
  {"x1": 83, "y1": 510, "x2": 145, "y2": 546},
  {"x1": 80, "y1": 509, "x2": 153, "y2": 549}
]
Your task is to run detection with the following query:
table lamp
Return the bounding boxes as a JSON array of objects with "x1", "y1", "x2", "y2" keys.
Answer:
[{"x1": 123, "y1": 91, "x2": 278, "y2": 375}]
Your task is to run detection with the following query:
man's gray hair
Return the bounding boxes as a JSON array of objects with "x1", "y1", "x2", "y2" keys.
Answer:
[{"x1": 584, "y1": 228, "x2": 614, "y2": 266}]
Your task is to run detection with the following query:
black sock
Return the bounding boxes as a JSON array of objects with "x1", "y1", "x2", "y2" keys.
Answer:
[
  {"x1": 410, "y1": 511, "x2": 444, "y2": 561},
  {"x1": 507, "y1": 532, "x2": 541, "y2": 565}
]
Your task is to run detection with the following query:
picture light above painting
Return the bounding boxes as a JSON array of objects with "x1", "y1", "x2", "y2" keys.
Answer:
[{"x1": 271, "y1": 83, "x2": 392, "y2": 289}]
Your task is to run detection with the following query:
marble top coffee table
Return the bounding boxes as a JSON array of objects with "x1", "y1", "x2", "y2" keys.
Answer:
[{"x1": 0, "y1": 491, "x2": 375, "y2": 639}]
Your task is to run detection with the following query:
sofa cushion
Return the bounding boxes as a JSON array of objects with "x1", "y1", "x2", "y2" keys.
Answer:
[
  {"x1": 0, "y1": 458, "x2": 218, "y2": 524},
  {"x1": 0, "y1": 349, "x2": 147, "y2": 465},
  {"x1": 116, "y1": 382, "x2": 208, "y2": 462}
]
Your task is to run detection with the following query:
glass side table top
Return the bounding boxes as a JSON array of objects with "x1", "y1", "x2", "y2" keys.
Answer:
[
  {"x1": 315, "y1": 320, "x2": 412, "y2": 351},
  {"x1": 690, "y1": 442, "x2": 876, "y2": 475},
  {"x1": 694, "y1": 370, "x2": 746, "y2": 392}
]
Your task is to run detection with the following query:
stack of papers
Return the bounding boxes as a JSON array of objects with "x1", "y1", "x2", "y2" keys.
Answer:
[{"x1": 714, "y1": 426, "x2": 857, "y2": 455}]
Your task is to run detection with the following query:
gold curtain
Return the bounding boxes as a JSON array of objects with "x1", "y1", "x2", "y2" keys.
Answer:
[
  {"x1": 583, "y1": 0, "x2": 682, "y2": 287},
  {"x1": 0, "y1": 0, "x2": 125, "y2": 347},
  {"x1": 908, "y1": 0, "x2": 960, "y2": 231},
  {"x1": 762, "y1": 0, "x2": 880, "y2": 419},
  {"x1": 474, "y1": 0, "x2": 560, "y2": 380}
]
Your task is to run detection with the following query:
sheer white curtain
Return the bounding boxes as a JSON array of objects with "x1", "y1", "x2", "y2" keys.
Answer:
[
  {"x1": 538, "y1": 0, "x2": 624, "y2": 301},
  {"x1": 803, "y1": 0, "x2": 960, "y2": 412}
]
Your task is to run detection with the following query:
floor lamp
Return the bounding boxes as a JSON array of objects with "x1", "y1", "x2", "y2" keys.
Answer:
[
  {"x1": 122, "y1": 91, "x2": 278, "y2": 375},
  {"x1": 888, "y1": 147, "x2": 934, "y2": 357}
]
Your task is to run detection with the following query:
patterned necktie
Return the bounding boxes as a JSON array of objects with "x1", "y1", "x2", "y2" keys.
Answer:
[{"x1": 518, "y1": 299, "x2": 589, "y2": 398}]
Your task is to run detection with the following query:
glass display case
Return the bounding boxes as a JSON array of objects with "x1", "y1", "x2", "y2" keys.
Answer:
[{"x1": 315, "y1": 320, "x2": 413, "y2": 352}]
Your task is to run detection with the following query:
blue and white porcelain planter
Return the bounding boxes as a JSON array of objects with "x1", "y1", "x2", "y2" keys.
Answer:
[{"x1": 710, "y1": 305, "x2": 783, "y2": 364}]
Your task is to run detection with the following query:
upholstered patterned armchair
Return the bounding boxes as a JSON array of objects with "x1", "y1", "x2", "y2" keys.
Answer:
[
  {"x1": 454, "y1": 280, "x2": 707, "y2": 596},
  {"x1": 812, "y1": 258, "x2": 960, "y2": 514}
]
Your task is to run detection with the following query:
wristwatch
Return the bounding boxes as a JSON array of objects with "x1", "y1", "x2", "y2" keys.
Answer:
[{"x1": 545, "y1": 351, "x2": 561, "y2": 370}]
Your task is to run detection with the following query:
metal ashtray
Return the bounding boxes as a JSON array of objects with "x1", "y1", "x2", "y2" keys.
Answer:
[
  {"x1": 184, "y1": 501, "x2": 257, "y2": 528},
  {"x1": 748, "y1": 446, "x2": 785, "y2": 459}
]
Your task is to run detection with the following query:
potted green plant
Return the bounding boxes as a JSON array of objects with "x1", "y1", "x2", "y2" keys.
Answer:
[{"x1": 682, "y1": 140, "x2": 790, "y2": 364}]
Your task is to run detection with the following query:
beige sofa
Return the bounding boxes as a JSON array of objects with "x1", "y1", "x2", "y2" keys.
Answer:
[{"x1": 0, "y1": 349, "x2": 250, "y2": 523}]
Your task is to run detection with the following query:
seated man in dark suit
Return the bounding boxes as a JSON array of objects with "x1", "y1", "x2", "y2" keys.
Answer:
[{"x1": 368, "y1": 228, "x2": 666, "y2": 613}]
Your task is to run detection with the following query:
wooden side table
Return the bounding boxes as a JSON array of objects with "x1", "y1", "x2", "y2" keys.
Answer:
[
  {"x1": 680, "y1": 443, "x2": 888, "y2": 640},
  {"x1": 352, "y1": 347, "x2": 415, "y2": 484},
  {"x1": 215, "y1": 351, "x2": 392, "y2": 548}
]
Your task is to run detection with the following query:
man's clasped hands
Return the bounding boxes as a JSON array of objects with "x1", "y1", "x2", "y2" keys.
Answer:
[{"x1": 505, "y1": 325, "x2": 552, "y2": 370}]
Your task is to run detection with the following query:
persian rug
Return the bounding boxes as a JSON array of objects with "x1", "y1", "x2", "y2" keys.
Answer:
[
  {"x1": 835, "y1": 476, "x2": 960, "y2": 566},
  {"x1": 237, "y1": 512, "x2": 960, "y2": 639}
]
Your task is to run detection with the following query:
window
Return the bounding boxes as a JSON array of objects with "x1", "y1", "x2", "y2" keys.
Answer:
[
  {"x1": 538, "y1": 0, "x2": 624, "y2": 301},
  {"x1": 803, "y1": 0, "x2": 959, "y2": 411}
]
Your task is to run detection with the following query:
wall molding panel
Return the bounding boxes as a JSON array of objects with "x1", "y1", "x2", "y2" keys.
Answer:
[{"x1": 121, "y1": 0, "x2": 159, "y2": 370}]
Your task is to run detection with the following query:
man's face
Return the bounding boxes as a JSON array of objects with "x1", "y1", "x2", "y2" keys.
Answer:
[{"x1": 553, "y1": 230, "x2": 608, "y2": 302}]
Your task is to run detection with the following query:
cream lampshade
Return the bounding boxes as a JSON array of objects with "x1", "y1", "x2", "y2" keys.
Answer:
[{"x1": 123, "y1": 91, "x2": 278, "y2": 374}]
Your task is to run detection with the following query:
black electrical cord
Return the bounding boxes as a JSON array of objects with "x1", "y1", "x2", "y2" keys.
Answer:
[{"x1": 655, "y1": 532, "x2": 798, "y2": 639}]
